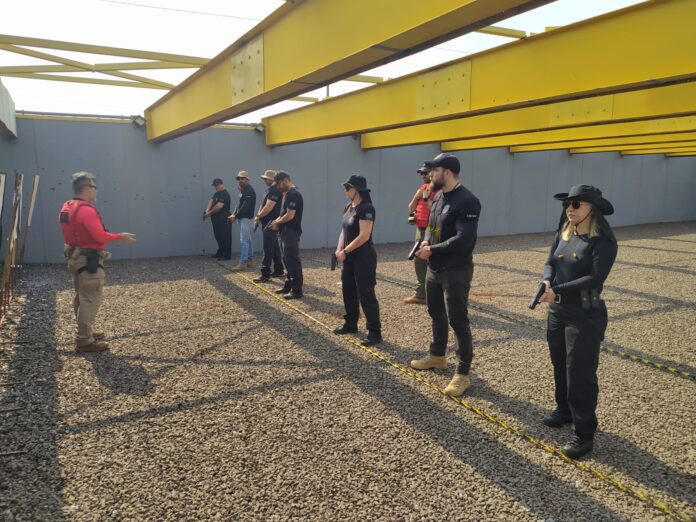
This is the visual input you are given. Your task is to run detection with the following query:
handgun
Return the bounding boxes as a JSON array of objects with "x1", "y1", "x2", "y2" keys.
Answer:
[
  {"x1": 408, "y1": 239, "x2": 423, "y2": 261},
  {"x1": 528, "y1": 282, "x2": 547, "y2": 310},
  {"x1": 331, "y1": 253, "x2": 338, "y2": 271}
]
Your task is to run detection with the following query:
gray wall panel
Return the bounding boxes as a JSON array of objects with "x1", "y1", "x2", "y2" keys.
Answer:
[{"x1": 1, "y1": 118, "x2": 695, "y2": 264}]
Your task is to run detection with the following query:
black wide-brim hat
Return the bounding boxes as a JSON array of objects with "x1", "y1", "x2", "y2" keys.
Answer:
[
  {"x1": 343, "y1": 174, "x2": 371, "y2": 192},
  {"x1": 554, "y1": 184, "x2": 614, "y2": 215}
]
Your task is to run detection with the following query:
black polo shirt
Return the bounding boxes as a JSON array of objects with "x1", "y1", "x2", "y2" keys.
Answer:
[
  {"x1": 211, "y1": 189, "x2": 231, "y2": 220},
  {"x1": 425, "y1": 184, "x2": 481, "y2": 272},
  {"x1": 342, "y1": 201, "x2": 375, "y2": 254},
  {"x1": 280, "y1": 187, "x2": 303, "y2": 234},
  {"x1": 260, "y1": 186, "x2": 283, "y2": 227}
]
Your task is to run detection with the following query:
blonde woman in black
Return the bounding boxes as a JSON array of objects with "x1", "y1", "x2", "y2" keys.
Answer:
[
  {"x1": 333, "y1": 175, "x2": 382, "y2": 347},
  {"x1": 537, "y1": 185, "x2": 618, "y2": 459}
]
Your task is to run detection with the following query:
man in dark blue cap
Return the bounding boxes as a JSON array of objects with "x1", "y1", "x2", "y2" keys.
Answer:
[
  {"x1": 203, "y1": 178, "x2": 232, "y2": 260},
  {"x1": 410, "y1": 153, "x2": 481, "y2": 397}
]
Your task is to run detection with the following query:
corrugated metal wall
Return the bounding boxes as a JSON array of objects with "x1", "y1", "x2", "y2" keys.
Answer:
[{"x1": 1, "y1": 118, "x2": 695, "y2": 263}]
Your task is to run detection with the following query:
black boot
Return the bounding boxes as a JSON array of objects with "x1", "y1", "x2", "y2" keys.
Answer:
[
  {"x1": 361, "y1": 332, "x2": 382, "y2": 347},
  {"x1": 562, "y1": 435, "x2": 594, "y2": 459},
  {"x1": 542, "y1": 409, "x2": 573, "y2": 428},
  {"x1": 333, "y1": 324, "x2": 358, "y2": 335}
]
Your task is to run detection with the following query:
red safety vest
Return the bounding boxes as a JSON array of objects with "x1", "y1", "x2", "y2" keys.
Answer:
[{"x1": 59, "y1": 199, "x2": 108, "y2": 250}]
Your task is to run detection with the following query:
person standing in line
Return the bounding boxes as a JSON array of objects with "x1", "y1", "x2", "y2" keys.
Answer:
[
  {"x1": 333, "y1": 175, "x2": 382, "y2": 347},
  {"x1": 203, "y1": 178, "x2": 232, "y2": 260},
  {"x1": 537, "y1": 185, "x2": 618, "y2": 459},
  {"x1": 268, "y1": 171, "x2": 304, "y2": 300},
  {"x1": 253, "y1": 170, "x2": 285, "y2": 282},
  {"x1": 59, "y1": 171, "x2": 136, "y2": 353},
  {"x1": 229, "y1": 171, "x2": 256, "y2": 271},
  {"x1": 410, "y1": 153, "x2": 481, "y2": 397},
  {"x1": 404, "y1": 163, "x2": 438, "y2": 305}
]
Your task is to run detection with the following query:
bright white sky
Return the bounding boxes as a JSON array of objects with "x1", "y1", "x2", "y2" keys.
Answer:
[{"x1": 1, "y1": 0, "x2": 643, "y2": 123}]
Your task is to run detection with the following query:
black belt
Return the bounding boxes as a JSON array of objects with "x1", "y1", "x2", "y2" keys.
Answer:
[{"x1": 553, "y1": 293, "x2": 583, "y2": 306}]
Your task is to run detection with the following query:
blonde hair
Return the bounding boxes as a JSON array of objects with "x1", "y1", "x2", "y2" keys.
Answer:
[{"x1": 562, "y1": 214, "x2": 600, "y2": 240}]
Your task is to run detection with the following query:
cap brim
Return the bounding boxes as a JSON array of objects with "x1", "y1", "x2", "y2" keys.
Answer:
[{"x1": 423, "y1": 160, "x2": 438, "y2": 168}]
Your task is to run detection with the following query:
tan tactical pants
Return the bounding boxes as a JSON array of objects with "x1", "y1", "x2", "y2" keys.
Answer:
[{"x1": 65, "y1": 246, "x2": 108, "y2": 347}]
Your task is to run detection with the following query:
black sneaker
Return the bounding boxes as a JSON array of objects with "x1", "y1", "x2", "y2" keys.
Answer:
[
  {"x1": 562, "y1": 435, "x2": 594, "y2": 459},
  {"x1": 275, "y1": 287, "x2": 291, "y2": 294},
  {"x1": 333, "y1": 324, "x2": 358, "y2": 335},
  {"x1": 253, "y1": 275, "x2": 271, "y2": 283},
  {"x1": 283, "y1": 292, "x2": 303, "y2": 300},
  {"x1": 542, "y1": 409, "x2": 573, "y2": 428},
  {"x1": 270, "y1": 272, "x2": 285, "y2": 278},
  {"x1": 361, "y1": 335, "x2": 382, "y2": 347}
]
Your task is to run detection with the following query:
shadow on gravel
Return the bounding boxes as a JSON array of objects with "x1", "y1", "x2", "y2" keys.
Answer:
[
  {"x1": 206, "y1": 270, "x2": 624, "y2": 520},
  {"x1": 0, "y1": 267, "x2": 66, "y2": 520},
  {"x1": 468, "y1": 379, "x2": 696, "y2": 509}
]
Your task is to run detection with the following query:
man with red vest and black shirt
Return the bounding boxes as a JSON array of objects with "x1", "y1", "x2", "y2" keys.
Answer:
[
  {"x1": 59, "y1": 172, "x2": 136, "y2": 353},
  {"x1": 404, "y1": 164, "x2": 439, "y2": 304}
]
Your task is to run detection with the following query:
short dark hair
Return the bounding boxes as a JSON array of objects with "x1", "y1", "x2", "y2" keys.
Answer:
[
  {"x1": 274, "y1": 170, "x2": 290, "y2": 184},
  {"x1": 72, "y1": 171, "x2": 97, "y2": 194}
]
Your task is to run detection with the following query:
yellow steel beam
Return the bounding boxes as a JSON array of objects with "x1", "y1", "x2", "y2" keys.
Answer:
[
  {"x1": 0, "y1": 62, "x2": 197, "y2": 74},
  {"x1": 362, "y1": 82, "x2": 696, "y2": 150},
  {"x1": 265, "y1": 0, "x2": 696, "y2": 146},
  {"x1": 0, "y1": 72, "x2": 167, "y2": 89},
  {"x1": 508, "y1": 131, "x2": 696, "y2": 153},
  {"x1": 571, "y1": 143, "x2": 696, "y2": 154},
  {"x1": 145, "y1": 0, "x2": 552, "y2": 142},
  {"x1": 346, "y1": 75, "x2": 385, "y2": 84},
  {"x1": 621, "y1": 147, "x2": 696, "y2": 155},
  {"x1": 477, "y1": 25, "x2": 526, "y2": 38},
  {"x1": 0, "y1": 44, "x2": 174, "y2": 90},
  {"x1": 0, "y1": 34, "x2": 207, "y2": 65},
  {"x1": 666, "y1": 152, "x2": 696, "y2": 157}
]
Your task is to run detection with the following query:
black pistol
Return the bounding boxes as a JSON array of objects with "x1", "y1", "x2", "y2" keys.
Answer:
[
  {"x1": 528, "y1": 282, "x2": 547, "y2": 310},
  {"x1": 331, "y1": 253, "x2": 338, "y2": 271},
  {"x1": 408, "y1": 239, "x2": 423, "y2": 261}
]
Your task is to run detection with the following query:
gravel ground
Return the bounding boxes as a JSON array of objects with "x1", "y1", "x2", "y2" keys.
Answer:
[{"x1": 1, "y1": 222, "x2": 694, "y2": 521}]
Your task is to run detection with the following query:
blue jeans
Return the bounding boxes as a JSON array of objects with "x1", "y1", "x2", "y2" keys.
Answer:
[{"x1": 238, "y1": 218, "x2": 253, "y2": 264}]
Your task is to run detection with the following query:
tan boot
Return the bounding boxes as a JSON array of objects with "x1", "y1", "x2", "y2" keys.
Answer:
[
  {"x1": 245, "y1": 260, "x2": 254, "y2": 268},
  {"x1": 93, "y1": 331, "x2": 105, "y2": 341},
  {"x1": 231, "y1": 264, "x2": 246, "y2": 272},
  {"x1": 403, "y1": 295, "x2": 426, "y2": 305},
  {"x1": 410, "y1": 354, "x2": 448, "y2": 370},
  {"x1": 76, "y1": 340, "x2": 109, "y2": 353},
  {"x1": 443, "y1": 373, "x2": 471, "y2": 397}
]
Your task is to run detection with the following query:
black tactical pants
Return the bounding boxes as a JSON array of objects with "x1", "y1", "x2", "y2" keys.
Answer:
[
  {"x1": 426, "y1": 263, "x2": 474, "y2": 375},
  {"x1": 341, "y1": 246, "x2": 381, "y2": 336},
  {"x1": 547, "y1": 301, "x2": 607, "y2": 437},
  {"x1": 279, "y1": 229, "x2": 303, "y2": 294},
  {"x1": 211, "y1": 216, "x2": 231, "y2": 258},
  {"x1": 260, "y1": 227, "x2": 283, "y2": 277}
]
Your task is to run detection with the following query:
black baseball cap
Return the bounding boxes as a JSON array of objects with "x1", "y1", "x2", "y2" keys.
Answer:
[
  {"x1": 212, "y1": 178, "x2": 223, "y2": 185},
  {"x1": 417, "y1": 164, "x2": 431, "y2": 174},
  {"x1": 424, "y1": 153, "x2": 460, "y2": 174}
]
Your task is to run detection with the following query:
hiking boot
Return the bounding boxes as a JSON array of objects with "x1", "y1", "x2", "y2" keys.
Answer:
[
  {"x1": 76, "y1": 341, "x2": 109, "y2": 353},
  {"x1": 245, "y1": 260, "x2": 254, "y2": 268},
  {"x1": 542, "y1": 409, "x2": 573, "y2": 428},
  {"x1": 270, "y1": 271, "x2": 285, "y2": 278},
  {"x1": 404, "y1": 295, "x2": 426, "y2": 305},
  {"x1": 275, "y1": 287, "x2": 291, "y2": 294},
  {"x1": 333, "y1": 324, "x2": 358, "y2": 335},
  {"x1": 410, "y1": 354, "x2": 448, "y2": 371},
  {"x1": 93, "y1": 331, "x2": 105, "y2": 341},
  {"x1": 443, "y1": 373, "x2": 471, "y2": 396},
  {"x1": 231, "y1": 264, "x2": 246, "y2": 272},
  {"x1": 253, "y1": 275, "x2": 271, "y2": 283},
  {"x1": 283, "y1": 292, "x2": 303, "y2": 300},
  {"x1": 562, "y1": 435, "x2": 594, "y2": 459}
]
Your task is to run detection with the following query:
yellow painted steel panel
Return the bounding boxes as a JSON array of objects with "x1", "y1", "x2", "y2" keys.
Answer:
[
  {"x1": 571, "y1": 141, "x2": 696, "y2": 154},
  {"x1": 266, "y1": 0, "x2": 696, "y2": 146},
  {"x1": 666, "y1": 152, "x2": 696, "y2": 157},
  {"x1": 509, "y1": 131, "x2": 696, "y2": 153},
  {"x1": 620, "y1": 147, "x2": 696, "y2": 155},
  {"x1": 231, "y1": 35, "x2": 264, "y2": 105},
  {"x1": 361, "y1": 82, "x2": 696, "y2": 150},
  {"x1": 146, "y1": 0, "x2": 548, "y2": 141},
  {"x1": 440, "y1": 116, "x2": 696, "y2": 151}
]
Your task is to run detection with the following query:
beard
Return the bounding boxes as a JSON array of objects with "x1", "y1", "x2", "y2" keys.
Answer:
[{"x1": 431, "y1": 178, "x2": 444, "y2": 190}]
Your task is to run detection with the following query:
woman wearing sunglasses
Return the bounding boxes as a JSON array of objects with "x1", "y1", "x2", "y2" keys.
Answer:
[
  {"x1": 536, "y1": 184, "x2": 618, "y2": 459},
  {"x1": 333, "y1": 175, "x2": 382, "y2": 347}
]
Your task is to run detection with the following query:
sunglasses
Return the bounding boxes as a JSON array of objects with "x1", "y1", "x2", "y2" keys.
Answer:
[
  {"x1": 562, "y1": 200, "x2": 585, "y2": 210},
  {"x1": 236, "y1": 177, "x2": 246, "y2": 181}
]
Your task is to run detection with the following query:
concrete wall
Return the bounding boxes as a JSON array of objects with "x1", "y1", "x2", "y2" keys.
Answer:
[
  {"x1": 1, "y1": 117, "x2": 695, "y2": 263},
  {"x1": 0, "y1": 80, "x2": 16, "y2": 138}
]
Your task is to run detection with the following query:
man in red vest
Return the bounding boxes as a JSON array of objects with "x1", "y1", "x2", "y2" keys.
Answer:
[
  {"x1": 59, "y1": 172, "x2": 136, "y2": 352},
  {"x1": 404, "y1": 164, "x2": 438, "y2": 304}
]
